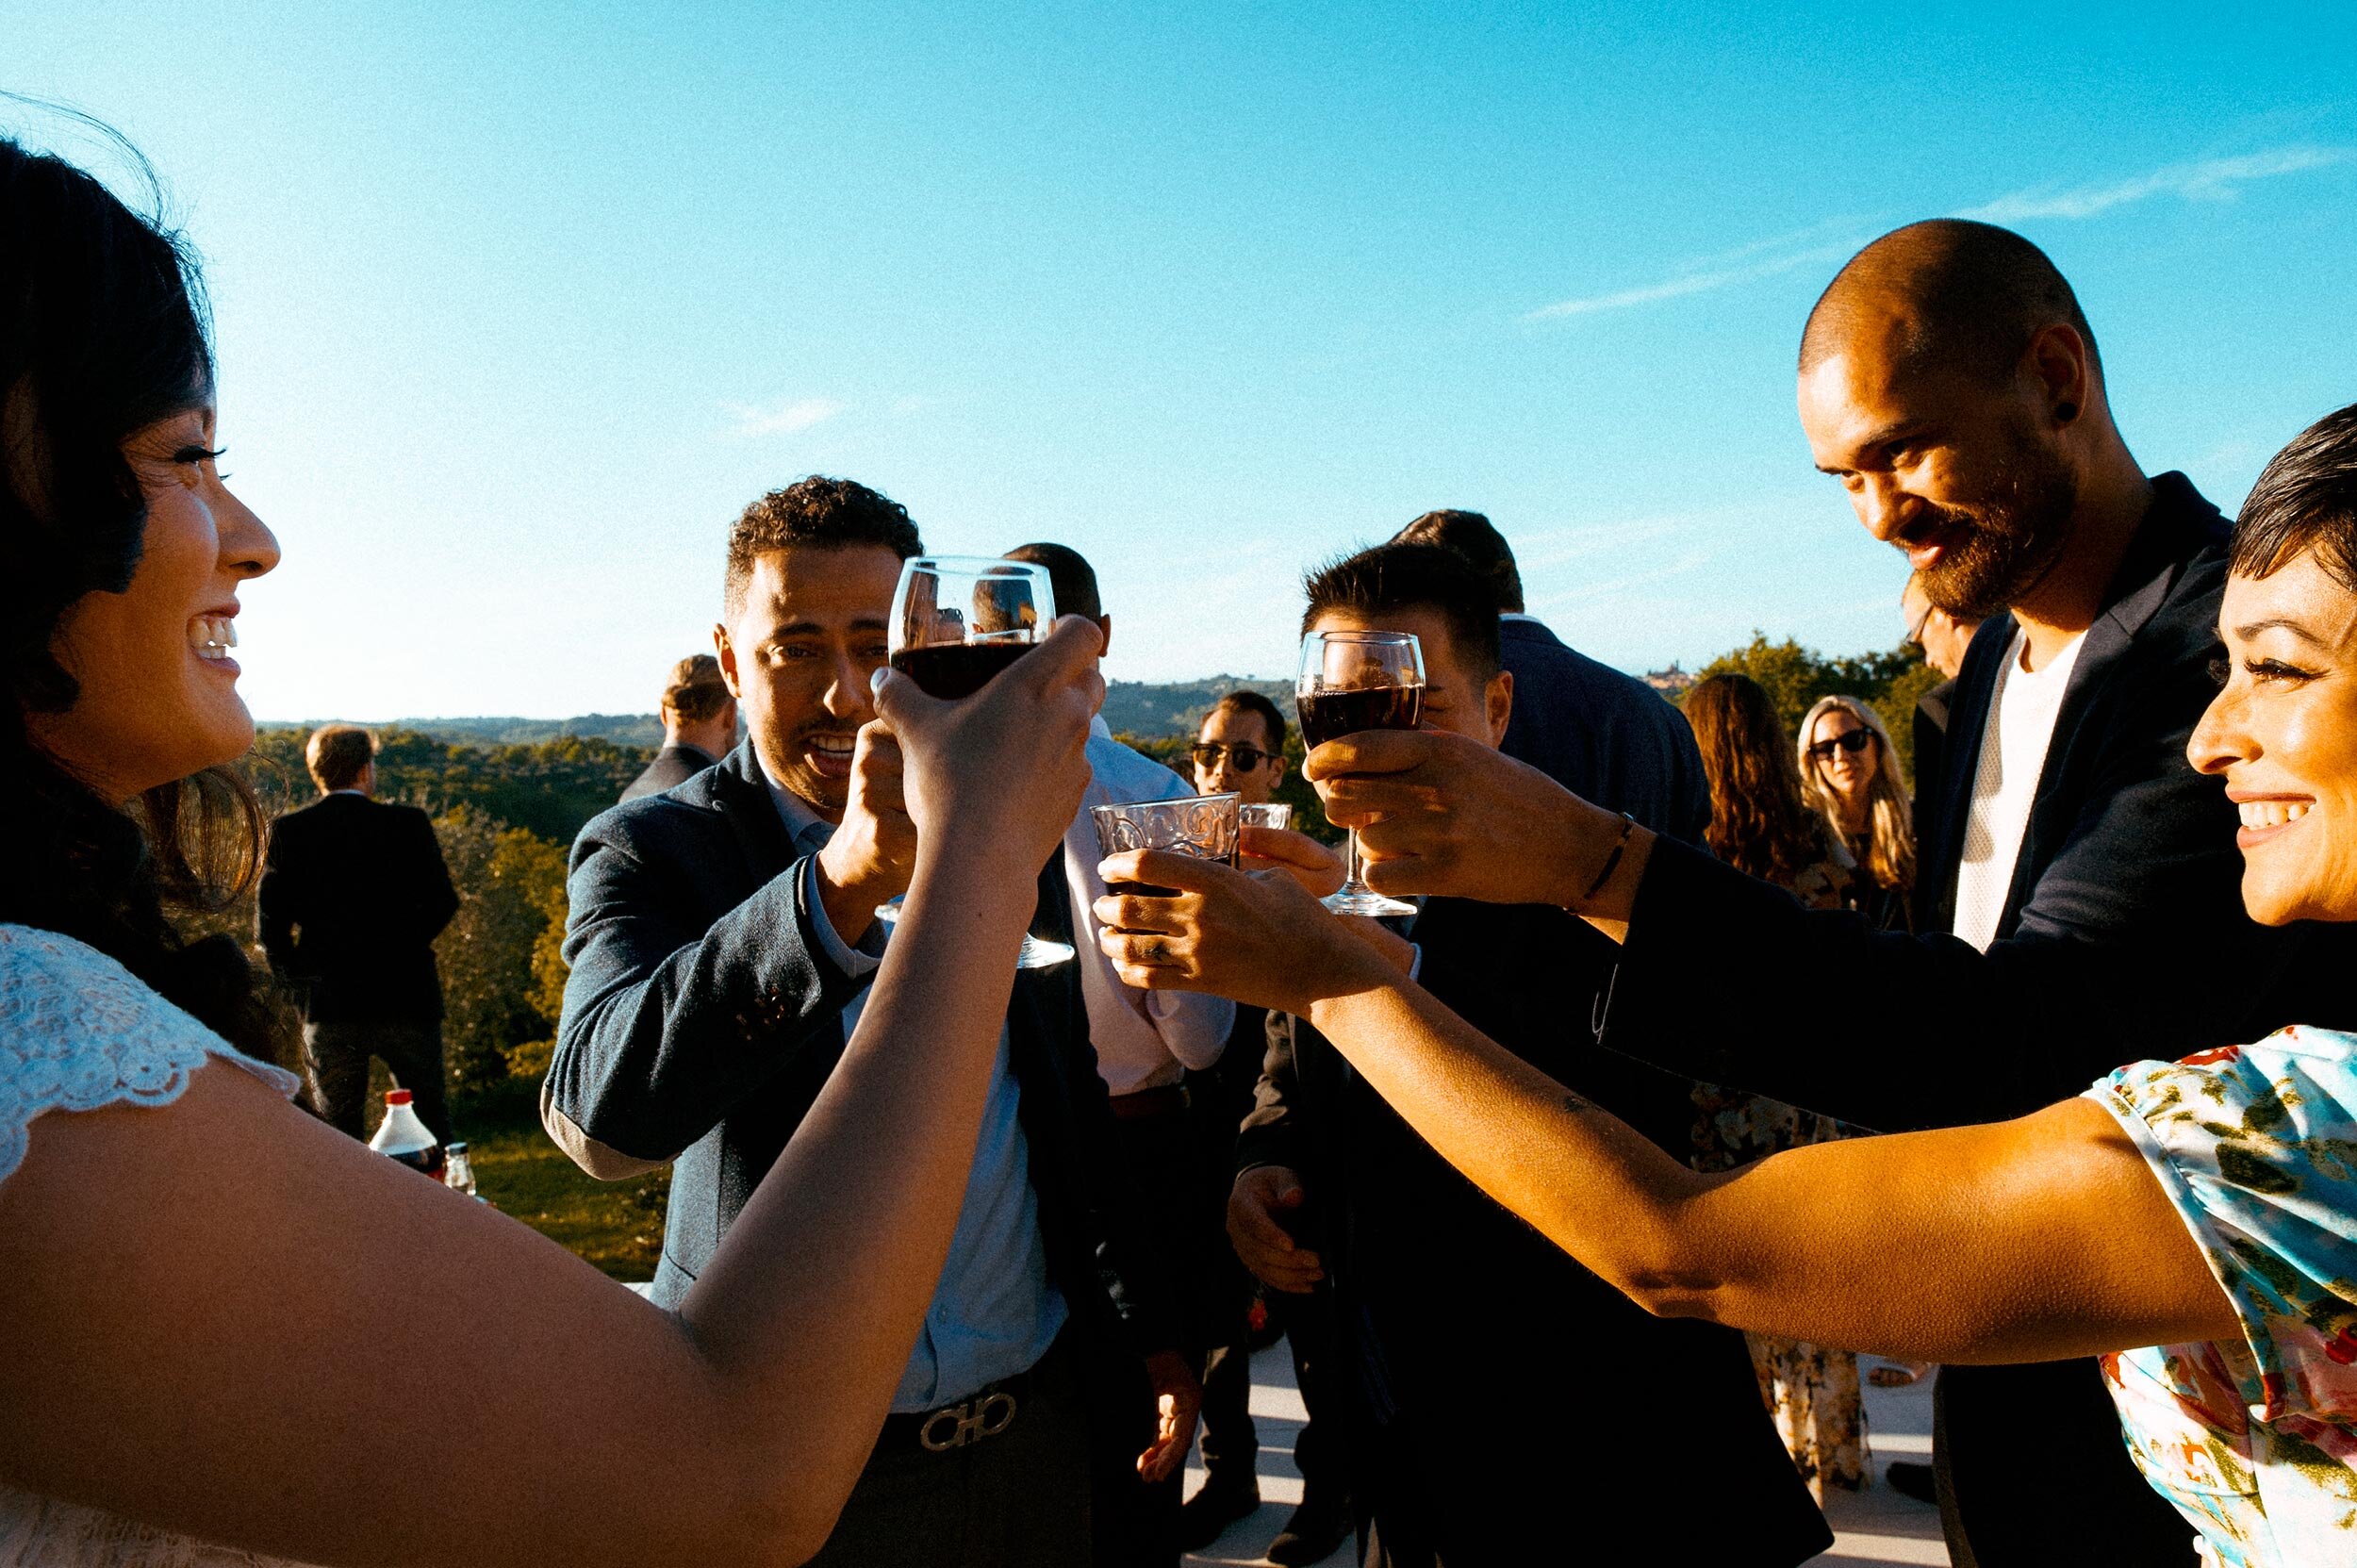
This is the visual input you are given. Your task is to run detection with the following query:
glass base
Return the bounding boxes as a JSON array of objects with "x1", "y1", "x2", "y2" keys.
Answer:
[
  {"x1": 1323, "y1": 886, "x2": 1418, "y2": 919},
  {"x1": 876, "y1": 899, "x2": 1074, "y2": 969}
]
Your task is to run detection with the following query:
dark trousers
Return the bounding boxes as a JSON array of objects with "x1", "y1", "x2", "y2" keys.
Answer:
[
  {"x1": 1091, "y1": 1104, "x2": 1218, "y2": 1568},
  {"x1": 1936, "y1": 1359, "x2": 2197, "y2": 1566},
  {"x1": 1197, "y1": 1284, "x2": 1343, "y2": 1501},
  {"x1": 302, "y1": 1016, "x2": 448, "y2": 1143},
  {"x1": 806, "y1": 1335, "x2": 1092, "y2": 1568}
]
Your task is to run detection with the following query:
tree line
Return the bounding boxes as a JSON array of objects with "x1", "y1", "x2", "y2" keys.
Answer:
[{"x1": 224, "y1": 628, "x2": 1928, "y2": 1098}]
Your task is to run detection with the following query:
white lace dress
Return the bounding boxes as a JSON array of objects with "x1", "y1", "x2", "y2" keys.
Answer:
[{"x1": 0, "y1": 922, "x2": 321, "y2": 1567}]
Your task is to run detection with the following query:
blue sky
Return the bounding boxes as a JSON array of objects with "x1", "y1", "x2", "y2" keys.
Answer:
[{"x1": 13, "y1": 3, "x2": 2357, "y2": 718}]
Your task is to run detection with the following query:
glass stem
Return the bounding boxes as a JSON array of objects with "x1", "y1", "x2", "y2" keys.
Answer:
[{"x1": 1345, "y1": 829, "x2": 1368, "y2": 894}]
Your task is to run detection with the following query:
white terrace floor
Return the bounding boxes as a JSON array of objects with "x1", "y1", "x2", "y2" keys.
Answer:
[{"x1": 1182, "y1": 1345, "x2": 1948, "y2": 1567}]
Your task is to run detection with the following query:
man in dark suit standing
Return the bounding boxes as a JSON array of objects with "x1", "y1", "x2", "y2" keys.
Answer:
[
  {"x1": 544, "y1": 476, "x2": 1193, "y2": 1568},
  {"x1": 1899, "y1": 569, "x2": 1980, "y2": 817},
  {"x1": 1313, "y1": 222, "x2": 2357, "y2": 1565},
  {"x1": 1393, "y1": 509, "x2": 1712, "y2": 845},
  {"x1": 1211, "y1": 544, "x2": 1829, "y2": 1568},
  {"x1": 618, "y1": 652, "x2": 737, "y2": 801},
  {"x1": 258, "y1": 724, "x2": 461, "y2": 1140}
]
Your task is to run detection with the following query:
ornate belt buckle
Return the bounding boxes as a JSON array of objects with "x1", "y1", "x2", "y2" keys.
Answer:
[{"x1": 919, "y1": 1388, "x2": 1020, "y2": 1450}]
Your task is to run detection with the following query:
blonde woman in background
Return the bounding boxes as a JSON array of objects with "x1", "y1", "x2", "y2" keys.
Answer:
[{"x1": 1799, "y1": 695, "x2": 1915, "y2": 933}]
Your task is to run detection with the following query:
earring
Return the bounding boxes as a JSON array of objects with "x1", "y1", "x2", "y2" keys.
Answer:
[{"x1": 2056, "y1": 400, "x2": 2079, "y2": 423}]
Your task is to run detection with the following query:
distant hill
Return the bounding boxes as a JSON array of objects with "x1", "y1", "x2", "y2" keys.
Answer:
[
  {"x1": 274, "y1": 679, "x2": 1294, "y2": 749},
  {"x1": 1100, "y1": 676, "x2": 1294, "y2": 737}
]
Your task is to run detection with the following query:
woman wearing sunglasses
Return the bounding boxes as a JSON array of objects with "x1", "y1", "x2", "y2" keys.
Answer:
[
  {"x1": 1798, "y1": 696, "x2": 1915, "y2": 933},
  {"x1": 1097, "y1": 402, "x2": 2357, "y2": 1567}
]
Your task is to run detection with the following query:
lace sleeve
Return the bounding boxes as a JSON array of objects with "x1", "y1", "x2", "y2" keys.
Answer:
[{"x1": 0, "y1": 923, "x2": 299, "y2": 1185}]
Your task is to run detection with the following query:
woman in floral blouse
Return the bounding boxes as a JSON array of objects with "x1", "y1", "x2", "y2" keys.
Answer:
[
  {"x1": 1099, "y1": 402, "x2": 2357, "y2": 1568},
  {"x1": 1683, "y1": 673, "x2": 1870, "y2": 1499}
]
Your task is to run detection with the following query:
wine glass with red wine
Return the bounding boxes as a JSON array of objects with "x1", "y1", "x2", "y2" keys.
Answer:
[
  {"x1": 1297, "y1": 629, "x2": 1425, "y2": 918},
  {"x1": 876, "y1": 555, "x2": 1076, "y2": 968}
]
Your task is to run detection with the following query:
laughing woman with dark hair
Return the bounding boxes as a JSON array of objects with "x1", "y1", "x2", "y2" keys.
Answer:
[
  {"x1": 1101, "y1": 409, "x2": 2357, "y2": 1565},
  {"x1": 0, "y1": 132, "x2": 1109, "y2": 1567}
]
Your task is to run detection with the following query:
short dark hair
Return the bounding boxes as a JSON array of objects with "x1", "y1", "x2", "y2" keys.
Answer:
[
  {"x1": 1301, "y1": 541, "x2": 1503, "y2": 678},
  {"x1": 1004, "y1": 542, "x2": 1101, "y2": 620},
  {"x1": 2229, "y1": 402, "x2": 2357, "y2": 596},
  {"x1": 662, "y1": 652, "x2": 732, "y2": 722},
  {"x1": 306, "y1": 725, "x2": 378, "y2": 792},
  {"x1": 1801, "y1": 220, "x2": 2102, "y2": 389},
  {"x1": 725, "y1": 475, "x2": 922, "y2": 613},
  {"x1": 1391, "y1": 509, "x2": 1524, "y2": 613},
  {"x1": 1206, "y1": 689, "x2": 1287, "y2": 753}
]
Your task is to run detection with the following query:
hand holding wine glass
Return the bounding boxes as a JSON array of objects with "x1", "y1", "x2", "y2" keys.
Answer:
[
  {"x1": 1297, "y1": 629, "x2": 1426, "y2": 917},
  {"x1": 874, "y1": 555, "x2": 1082, "y2": 966},
  {"x1": 869, "y1": 612, "x2": 1107, "y2": 883}
]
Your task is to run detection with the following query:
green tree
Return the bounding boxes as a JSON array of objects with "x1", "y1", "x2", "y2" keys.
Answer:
[{"x1": 433, "y1": 807, "x2": 570, "y2": 1088}]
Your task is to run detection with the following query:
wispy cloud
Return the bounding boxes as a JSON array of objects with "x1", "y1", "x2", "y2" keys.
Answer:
[
  {"x1": 1959, "y1": 144, "x2": 2356, "y2": 223},
  {"x1": 1525, "y1": 220, "x2": 1871, "y2": 322},
  {"x1": 721, "y1": 396, "x2": 846, "y2": 437}
]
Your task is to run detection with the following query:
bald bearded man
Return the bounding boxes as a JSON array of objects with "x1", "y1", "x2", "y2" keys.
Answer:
[{"x1": 1304, "y1": 222, "x2": 2355, "y2": 1564}]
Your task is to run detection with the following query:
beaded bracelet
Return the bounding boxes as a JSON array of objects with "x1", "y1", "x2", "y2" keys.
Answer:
[{"x1": 1579, "y1": 812, "x2": 1638, "y2": 904}]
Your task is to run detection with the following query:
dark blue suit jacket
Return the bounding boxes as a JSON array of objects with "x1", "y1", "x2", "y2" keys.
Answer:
[
  {"x1": 544, "y1": 742, "x2": 1178, "y2": 1356},
  {"x1": 1498, "y1": 617, "x2": 1711, "y2": 842},
  {"x1": 1601, "y1": 472, "x2": 2356, "y2": 1131}
]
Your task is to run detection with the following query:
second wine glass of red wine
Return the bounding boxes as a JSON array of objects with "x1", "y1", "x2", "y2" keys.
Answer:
[
  {"x1": 1297, "y1": 628, "x2": 1426, "y2": 918},
  {"x1": 878, "y1": 555, "x2": 1075, "y2": 969}
]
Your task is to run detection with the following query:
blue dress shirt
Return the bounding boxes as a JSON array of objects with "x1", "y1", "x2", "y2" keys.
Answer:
[{"x1": 759, "y1": 758, "x2": 1067, "y2": 1411}]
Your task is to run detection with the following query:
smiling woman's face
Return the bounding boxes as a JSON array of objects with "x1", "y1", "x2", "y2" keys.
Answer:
[
  {"x1": 2188, "y1": 550, "x2": 2357, "y2": 926},
  {"x1": 25, "y1": 405, "x2": 280, "y2": 801}
]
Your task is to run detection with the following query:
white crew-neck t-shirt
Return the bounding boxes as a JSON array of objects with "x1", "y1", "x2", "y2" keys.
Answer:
[{"x1": 1950, "y1": 626, "x2": 2086, "y2": 952}]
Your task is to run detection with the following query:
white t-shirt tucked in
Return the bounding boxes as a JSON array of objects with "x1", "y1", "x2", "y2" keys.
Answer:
[{"x1": 1950, "y1": 627, "x2": 2085, "y2": 952}]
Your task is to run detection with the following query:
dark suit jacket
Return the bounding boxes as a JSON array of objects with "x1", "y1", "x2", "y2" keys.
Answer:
[
  {"x1": 1600, "y1": 472, "x2": 2356, "y2": 1133},
  {"x1": 619, "y1": 743, "x2": 717, "y2": 803},
  {"x1": 1499, "y1": 617, "x2": 1712, "y2": 842},
  {"x1": 257, "y1": 793, "x2": 458, "y2": 1023},
  {"x1": 545, "y1": 742, "x2": 1179, "y2": 1358},
  {"x1": 1910, "y1": 675, "x2": 1956, "y2": 823},
  {"x1": 1238, "y1": 897, "x2": 1830, "y2": 1564}
]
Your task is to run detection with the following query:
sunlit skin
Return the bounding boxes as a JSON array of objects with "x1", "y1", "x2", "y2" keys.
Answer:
[
  {"x1": 715, "y1": 545, "x2": 900, "y2": 818},
  {"x1": 25, "y1": 407, "x2": 280, "y2": 801},
  {"x1": 715, "y1": 545, "x2": 915, "y2": 943},
  {"x1": 1805, "y1": 707, "x2": 1875, "y2": 837},
  {"x1": 1800, "y1": 307, "x2": 2145, "y2": 674},
  {"x1": 1190, "y1": 706, "x2": 1286, "y2": 805},
  {"x1": 2188, "y1": 552, "x2": 2357, "y2": 926}
]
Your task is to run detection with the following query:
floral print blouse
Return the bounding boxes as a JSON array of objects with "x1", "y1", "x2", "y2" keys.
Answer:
[{"x1": 2087, "y1": 1027, "x2": 2357, "y2": 1567}]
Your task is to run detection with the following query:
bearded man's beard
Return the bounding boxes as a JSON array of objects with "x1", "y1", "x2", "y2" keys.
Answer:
[{"x1": 1914, "y1": 426, "x2": 2080, "y2": 623}]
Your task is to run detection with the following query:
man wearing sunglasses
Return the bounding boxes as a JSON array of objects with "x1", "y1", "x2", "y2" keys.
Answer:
[{"x1": 1189, "y1": 692, "x2": 1289, "y2": 806}]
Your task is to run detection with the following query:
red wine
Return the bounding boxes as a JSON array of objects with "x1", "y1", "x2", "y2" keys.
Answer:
[
  {"x1": 892, "y1": 642, "x2": 1029, "y2": 700},
  {"x1": 1108, "y1": 881, "x2": 1180, "y2": 899},
  {"x1": 1298, "y1": 685, "x2": 1423, "y2": 748}
]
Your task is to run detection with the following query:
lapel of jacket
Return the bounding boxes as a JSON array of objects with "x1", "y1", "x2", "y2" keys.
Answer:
[
  {"x1": 1999, "y1": 475, "x2": 2224, "y2": 928},
  {"x1": 701, "y1": 741, "x2": 798, "y2": 896}
]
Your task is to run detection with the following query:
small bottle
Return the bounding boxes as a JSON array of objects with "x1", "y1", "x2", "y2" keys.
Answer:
[
  {"x1": 443, "y1": 1140, "x2": 479, "y2": 1199},
  {"x1": 368, "y1": 1089, "x2": 443, "y2": 1181}
]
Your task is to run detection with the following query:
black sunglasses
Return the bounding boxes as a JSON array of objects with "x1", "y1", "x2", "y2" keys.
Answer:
[
  {"x1": 1190, "y1": 742, "x2": 1274, "y2": 771},
  {"x1": 1806, "y1": 728, "x2": 1876, "y2": 762}
]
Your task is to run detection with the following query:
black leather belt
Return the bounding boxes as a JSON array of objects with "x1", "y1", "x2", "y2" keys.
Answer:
[{"x1": 879, "y1": 1361, "x2": 1041, "y2": 1455}]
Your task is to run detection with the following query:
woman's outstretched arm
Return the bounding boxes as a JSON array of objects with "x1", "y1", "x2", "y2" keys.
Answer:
[
  {"x1": 0, "y1": 617, "x2": 1105, "y2": 1568},
  {"x1": 1093, "y1": 848, "x2": 2239, "y2": 1365}
]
